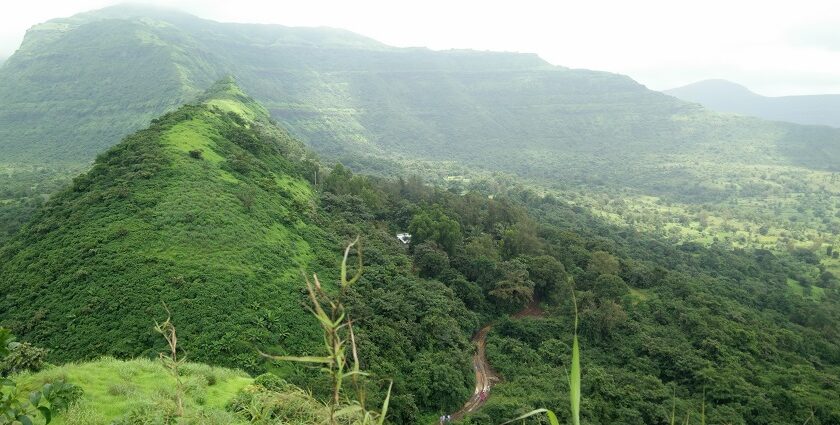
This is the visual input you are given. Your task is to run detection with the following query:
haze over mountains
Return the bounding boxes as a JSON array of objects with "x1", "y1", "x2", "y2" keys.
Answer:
[
  {"x1": 2, "y1": 4, "x2": 839, "y2": 195},
  {"x1": 1, "y1": 4, "x2": 840, "y2": 424},
  {"x1": 666, "y1": 79, "x2": 840, "y2": 128}
]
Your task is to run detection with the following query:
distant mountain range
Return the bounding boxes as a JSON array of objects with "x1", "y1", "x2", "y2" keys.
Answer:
[
  {"x1": 665, "y1": 79, "x2": 840, "y2": 128},
  {"x1": 2, "y1": 4, "x2": 839, "y2": 201}
]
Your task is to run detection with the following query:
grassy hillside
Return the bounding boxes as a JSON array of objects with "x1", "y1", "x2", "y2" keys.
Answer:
[
  {"x1": 0, "y1": 78, "x2": 330, "y2": 368},
  {"x1": 3, "y1": 4, "x2": 839, "y2": 182},
  {"x1": 14, "y1": 358, "x2": 254, "y2": 424},
  {"x1": 2, "y1": 5, "x2": 839, "y2": 267},
  {"x1": 0, "y1": 81, "x2": 481, "y2": 422},
  {"x1": 666, "y1": 79, "x2": 840, "y2": 128}
]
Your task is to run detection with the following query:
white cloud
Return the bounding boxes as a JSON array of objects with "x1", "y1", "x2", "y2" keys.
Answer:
[{"x1": 2, "y1": 0, "x2": 839, "y2": 95}]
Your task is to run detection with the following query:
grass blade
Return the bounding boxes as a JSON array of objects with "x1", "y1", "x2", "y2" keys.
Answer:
[
  {"x1": 670, "y1": 386, "x2": 676, "y2": 425},
  {"x1": 570, "y1": 333, "x2": 581, "y2": 425},
  {"x1": 376, "y1": 381, "x2": 393, "y2": 425},
  {"x1": 501, "y1": 408, "x2": 560, "y2": 425}
]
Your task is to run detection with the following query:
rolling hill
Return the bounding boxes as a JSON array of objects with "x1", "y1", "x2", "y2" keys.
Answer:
[
  {"x1": 3, "y1": 5, "x2": 838, "y2": 275},
  {"x1": 666, "y1": 79, "x2": 840, "y2": 128},
  {"x1": 2, "y1": 4, "x2": 839, "y2": 194},
  {"x1": 0, "y1": 78, "x2": 331, "y2": 367},
  {"x1": 0, "y1": 79, "x2": 482, "y2": 422},
  {"x1": 2, "y1": 5, "x2": 840, "y2": 424}
]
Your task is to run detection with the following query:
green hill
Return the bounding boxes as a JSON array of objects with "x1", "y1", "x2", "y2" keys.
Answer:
[
  {"x1": 0, "y1": 80, "x2": 481, "y2": 422},
  {"x1": 3, "y1": 4, "x2": 839, "y2": 187},
  {"x1": 2, "y1": 5, "x2": 840, "y2": 261},
  {"x1": 0, "y1": 78, "x2": 330, "y2": 368},
  {"x1": 2, "y1": 79, "x2": 839, "y2": 423},
  {"x1": 666, "y1": 79, "x2": 840, "y2": 128},
  {"x1": 2, "y1": 6, "x2": 840, "y2": 423}
]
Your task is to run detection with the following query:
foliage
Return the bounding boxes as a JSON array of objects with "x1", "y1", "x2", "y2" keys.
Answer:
[
  {"x1": 226, "y1": 374, "x2": 326, "y2": 424},
  {"x1": 0, "y1": 328, "x2": 57, "y2": 425},
  {"x1": 409, "y1": 209, "x2": 462, "y2": 255},
  {"x1": 13, "y1": 357, "x2": 255, "y2": 424},
  {"x1": 0, "y1": 341, "x2": 49, "y2": 376},
  {"x1": 413, "y1": 241, "x2": 450, "y2": 278},
  {"x1": 1, "y1": 76, "x2": 840, "y2": 424},
  {"x1": 489, "y1": 259, "x2": 535, "y2": 311},
  {"x1": 260, "y1": 239, "x2": 393, "y2": 425}
]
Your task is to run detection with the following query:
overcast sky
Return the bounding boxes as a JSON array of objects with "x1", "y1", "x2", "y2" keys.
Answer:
[{"x1": 2, "y1": 0, "x2": 840, "y2": 96}]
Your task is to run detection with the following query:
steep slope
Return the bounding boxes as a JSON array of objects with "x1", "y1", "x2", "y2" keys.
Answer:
[
  {"x1": 2, "y1": 4, "x2": 839, "y2": 195},
  {"x1": 666, "y1": 79, "x2": 840, "y2": 128},
  {"x1": 13, "y1": 357, "x2": 346, "y2": 424},
  {"x1": 0, "y1": 80, "x2": 481, "y2": 422},
  {"x1": 0, "y1": 78, "x2": 330, "y2": 367}
]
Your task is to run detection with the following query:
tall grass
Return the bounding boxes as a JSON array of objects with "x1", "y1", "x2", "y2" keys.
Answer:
[
  {"x1": 260, "y1": 238, "x2": 392, "y2": 425},
  {"x1": 153, "y1": 305, "x2": 185, "y2": 418},
  {"x1": 502, "y1": 281, "x2": 580, "y2": 425}
]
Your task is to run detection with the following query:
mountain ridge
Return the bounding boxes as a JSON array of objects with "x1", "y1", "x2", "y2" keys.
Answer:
[
  {"x1": 2, "y1": 4, "x2": 838, "y2": 188},
  {"x1": 666, "y1": 79, "x2": 840, "y2": 127},
  {"x1": 0, "y1": 78, "x2": 329, "y2": 366}
]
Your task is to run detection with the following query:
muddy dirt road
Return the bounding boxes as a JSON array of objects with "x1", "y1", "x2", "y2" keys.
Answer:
[{"x1": 447, "y1": 300, "x2": 544, "y2": 421}]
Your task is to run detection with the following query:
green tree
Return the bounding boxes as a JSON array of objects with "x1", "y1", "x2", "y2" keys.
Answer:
[
  {"x1": 501, "y1": 220, "x2": 543, "y2": 258},
  {"x1": 593, "y1": 274, "x2": 629, "y2": 300},
  {"x1": 408, "y1": 209, "x2": 462, "y2": 255},
  {"x1": 588, "y1": 251, "x2": 620, "y2": 276},
  {"x1": 526, "y1": 255, "x2": 568, "y2": 300},
  {"x1": 1, "y1": 328, "x2": 54, "y2": 424},
  {"x1": 490, "y1": 258, "x2": 535, "y2": 310},
  {"x1": 413, "y1": 241, "x2": 450, "y2": 278}
]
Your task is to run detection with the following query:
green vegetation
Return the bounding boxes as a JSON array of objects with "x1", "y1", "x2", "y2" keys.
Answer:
[
  {"x1": 0, "y1": 82, "x2": 479, "y2": 422},
  {"x1": 261, "y1": 239, "x2": 393, "y2": 425},
  {"x1": 1, "y1": 19, "x2": 840, "y2": 420},
  {"x1": 0, "y1": 166, "x2": 72, "y2": 245},
  {"x1": 666, "y1": 79, "x2": 840, "y2": 128},
  {"x1": 13, "y1": 357, "x2": 253, "y2": 424},
  {"x1": 445, "y1": 183, "x2": 840, "y2": 424},
  {"x1": 2, "y1": 328, "x2": 82, "y2": 425},
  {"x1": 3, "y1": 4, "x2": 840, "y2": 293},
  {"x1": 0, "y1": 79, "x2": 329, "y2": 373}
]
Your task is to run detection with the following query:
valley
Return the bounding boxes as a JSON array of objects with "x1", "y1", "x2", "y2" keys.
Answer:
[{"x1": 1, "y1": 4, "x2": 839, "y2": 425}]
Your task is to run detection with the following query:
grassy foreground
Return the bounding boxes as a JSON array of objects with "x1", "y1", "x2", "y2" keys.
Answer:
[{"x1": 13, "y1": 357, "x2": 254, "y2": 424}]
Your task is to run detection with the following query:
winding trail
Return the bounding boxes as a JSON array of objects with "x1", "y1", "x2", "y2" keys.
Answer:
[
  {"x1": 449, "y1": 324, "x2": 500, "y2": 421},
  {"x1": 448, "y1": 300, "x2": 544, "y2": 422}
]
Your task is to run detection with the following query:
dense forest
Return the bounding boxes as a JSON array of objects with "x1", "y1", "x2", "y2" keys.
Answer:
[
  {"x1": 2, "y1": 81, "x2": 838, "y2": 423},
  {"x1": 2, "y1": 5, "x2": 840, "y2": 280},
  {"x1": 1, "y1": 5, "x2": 840, "y2": 424}
]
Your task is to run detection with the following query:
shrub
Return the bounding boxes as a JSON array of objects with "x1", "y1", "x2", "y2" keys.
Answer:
[
  {"x1": 43, "y1": 380, "x2": 85, "y2": 412},
  {"x1": 253, "y1": 373, "x2": 289, "y2": 392},
  {"x1": 1, "y1": 341, "x2": 49, "y2": 375}
]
